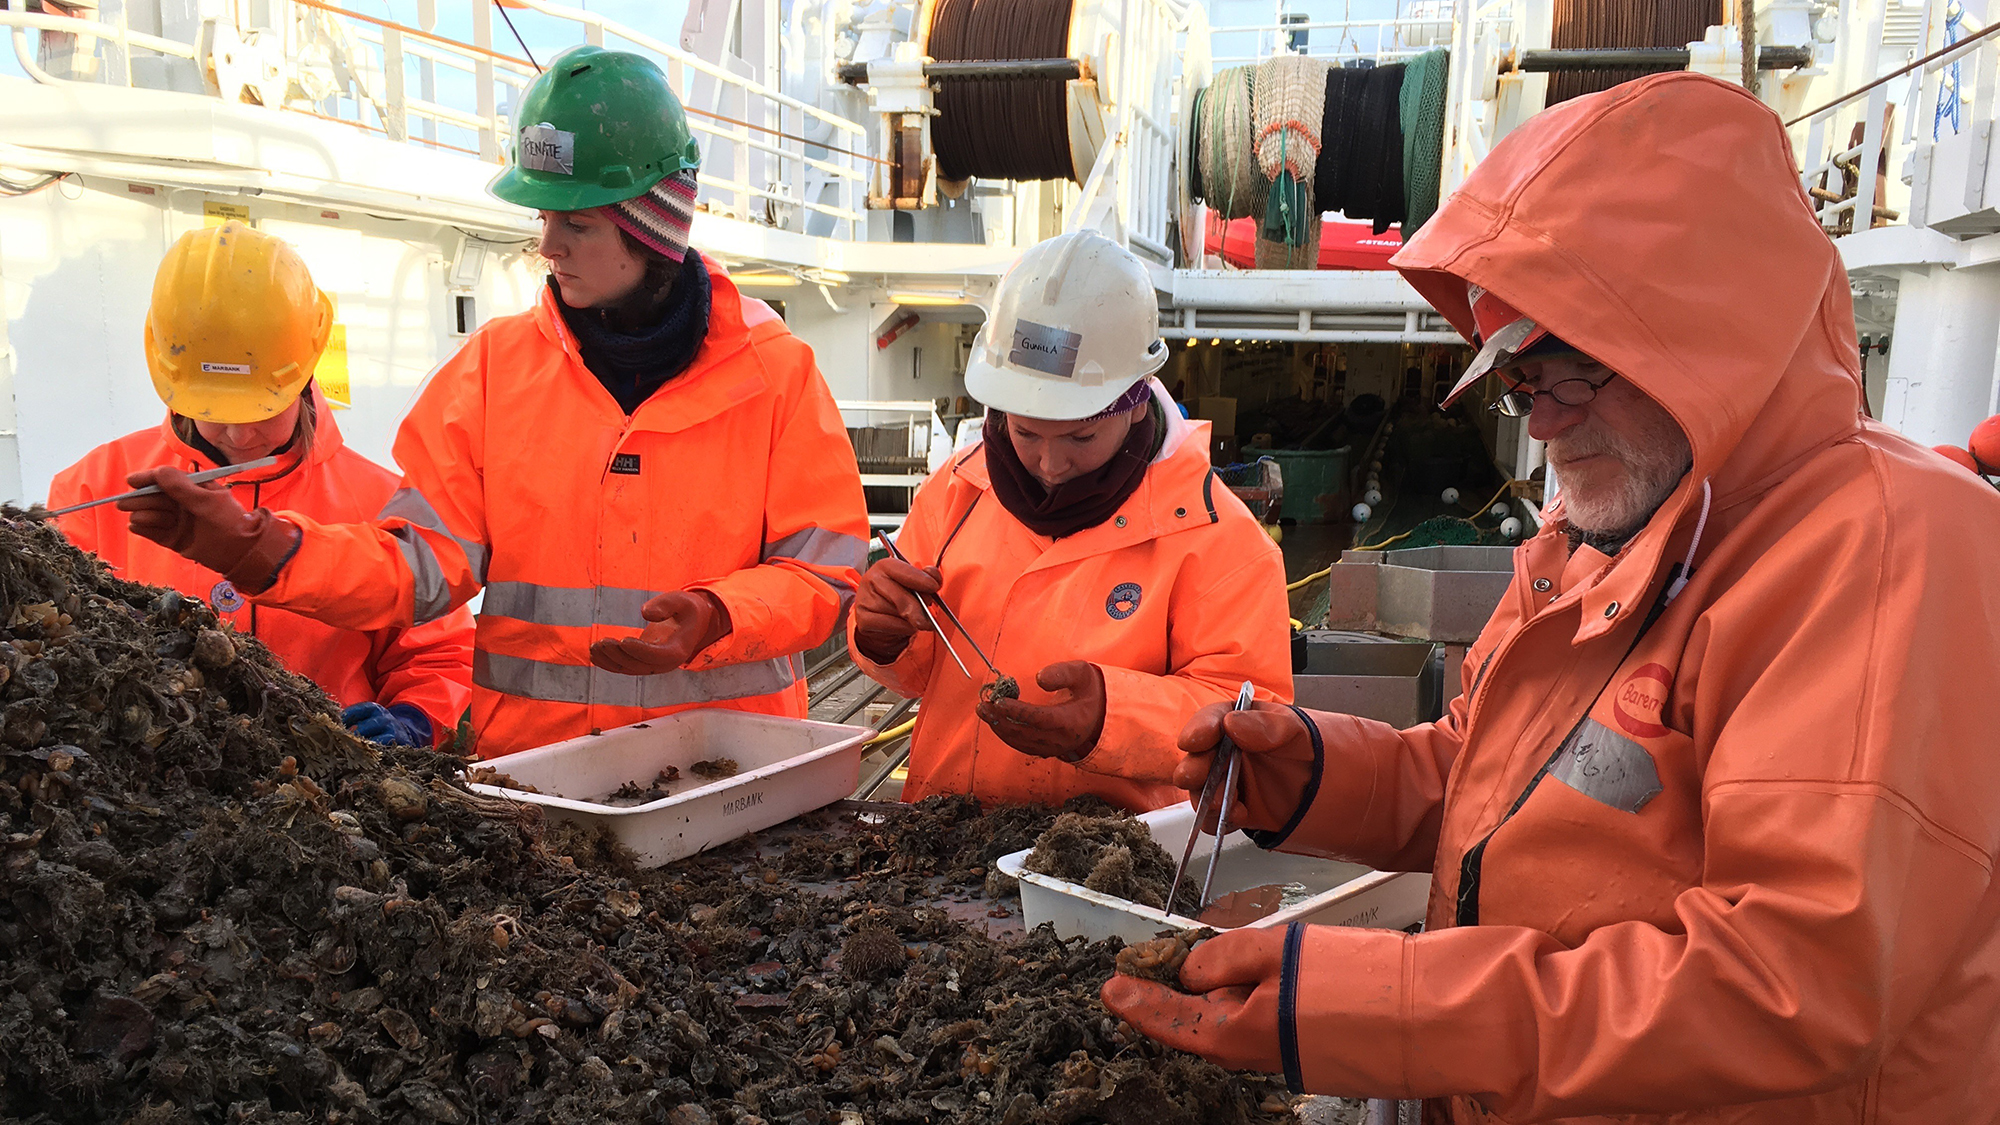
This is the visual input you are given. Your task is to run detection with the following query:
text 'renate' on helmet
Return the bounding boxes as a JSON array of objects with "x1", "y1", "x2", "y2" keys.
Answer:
[{"x1": 487, "y1": 45, "x2": 703, "y2": 213}]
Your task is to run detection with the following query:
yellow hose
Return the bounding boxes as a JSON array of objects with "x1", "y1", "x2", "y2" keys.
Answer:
[
  {"x1": 1350, "y1": 528, "x2": 1417, "y2": 552},
  {"x1": 867, "y1": 717, "x2": 916, "y2": 746},
  {"x1": 1465, "y1": 481, "x2": 1515, "y2": 519},
  {"x1": 1285, "y1": 483, "x2": 1520, "y2": 587}
]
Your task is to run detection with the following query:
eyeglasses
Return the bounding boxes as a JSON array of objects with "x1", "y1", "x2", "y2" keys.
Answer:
[{"x1": 1489, "y1": 369, "x2": 1616, "y2": 418}]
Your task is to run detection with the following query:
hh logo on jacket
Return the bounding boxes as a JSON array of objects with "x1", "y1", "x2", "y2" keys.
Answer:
[{"x1": 1105, "y1": 582, "x2": 1142, "y2": 620}]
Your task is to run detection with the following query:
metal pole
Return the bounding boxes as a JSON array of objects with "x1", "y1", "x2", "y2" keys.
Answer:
[
  {"x1": 1511, "y1": 45, "x2": 1812, "y2": 71},
  {"x1": 837, "y1": 58, "x2": 1082, "y2": 84}
]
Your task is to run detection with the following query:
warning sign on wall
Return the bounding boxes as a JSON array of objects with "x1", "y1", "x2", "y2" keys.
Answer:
[
  {"x1": 202, "y1": 199, "x2": 251, "y2": 227},
  {"x1": 317, "y1": 324, "x2": 350, "y2": 409}
]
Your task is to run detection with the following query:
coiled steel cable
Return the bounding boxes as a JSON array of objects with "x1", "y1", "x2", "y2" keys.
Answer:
[
  {"x1": 929, "y1": 0, "x2": 1077, "y2": 182},
  {"x1": 1547, "y1": 0, "x2": 1723, "y2": 104}
]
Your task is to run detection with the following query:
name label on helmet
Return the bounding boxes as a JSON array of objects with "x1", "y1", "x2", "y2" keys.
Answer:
[
  {"x1": 200, "y1": 362, "x2": 253, "y2": 375},
  {"x1": 1008, "y1": 319, "x2": 1082, "y2": 379},
  {"x1": 521, "y1": 123, "x2": 576, "y2": 175}
]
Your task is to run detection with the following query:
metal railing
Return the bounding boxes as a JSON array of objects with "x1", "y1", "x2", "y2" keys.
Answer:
[
  {"x1": 1791, "y1": 1, "x2": 2000, "y2": 236},
  {"x1": 0, "y1": 0, "x2": 872, "y2": 239},
  {"x1": 1209, "y1": 15, "x2": 1461, "y2": 67}
]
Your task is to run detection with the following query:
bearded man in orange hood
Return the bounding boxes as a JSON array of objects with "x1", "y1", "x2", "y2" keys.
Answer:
[{"x1": 1106, "y1": 72, "x2": 2000, "y2": 1124}]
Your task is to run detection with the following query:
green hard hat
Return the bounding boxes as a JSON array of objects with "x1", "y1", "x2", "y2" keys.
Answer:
[{"x1": 488, "y1": 45, "x2": 702, "y2": 212}]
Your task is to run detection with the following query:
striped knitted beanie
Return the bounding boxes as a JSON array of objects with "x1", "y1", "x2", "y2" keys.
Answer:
[
  {"x1": 1083, "y1": 377, "x2": 1155, "y2": 421},
  {"x1": 603, "y1": 168, "x2": 699, "y2": 262}
]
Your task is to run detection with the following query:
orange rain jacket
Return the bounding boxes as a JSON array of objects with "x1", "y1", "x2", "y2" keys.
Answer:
[
  {"x1": 1251, "y1": 75, "x2": 2000, "y2": 1122},
  {"x1": 48, "y1": 398, "x2": 474, "y2": 744},
  {"x1": 852, "y1": 380, "x2": 1293, "y2": 811},
  {"x1": 245, "y1": 257, "x2": 868, "y2": 758}
]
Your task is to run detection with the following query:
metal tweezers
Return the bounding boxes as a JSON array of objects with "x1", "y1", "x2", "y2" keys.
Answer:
[
  {"x1": 1167, "y1": 679, "x2": 1257, "y2": 917},
  {"x1": 874, "y1": 530, "x2": 999, "y2": 682},
  {"x1": 44, "y1": 454, "x2": 283, "y2": 518}
]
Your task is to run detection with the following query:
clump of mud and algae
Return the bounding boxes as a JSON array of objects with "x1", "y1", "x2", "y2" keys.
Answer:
[{"x1": 0, "y1": 514, "x2": 1292, "y2": 1124}]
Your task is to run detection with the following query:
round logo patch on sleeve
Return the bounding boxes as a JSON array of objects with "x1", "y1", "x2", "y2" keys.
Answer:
[
  {"x1": 1105, "y1": 582, "x2": 1143, "y2": 620},
  {"x1": 209, "y1": 580, "x2": 246, "y2": 615},
  {"x1": 1612, "y1": 662, "x2": 1673, "y2": 738}
]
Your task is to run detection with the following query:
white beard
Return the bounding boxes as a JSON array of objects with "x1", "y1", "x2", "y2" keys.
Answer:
[{"x1": 1550, "y1": 410, "x2": 1692, "y2": 537}]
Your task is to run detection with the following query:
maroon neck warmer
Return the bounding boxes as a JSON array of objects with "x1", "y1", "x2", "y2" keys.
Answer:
[{"x1": 984, "y1": 404, "x2": 1160, "y2": 539}]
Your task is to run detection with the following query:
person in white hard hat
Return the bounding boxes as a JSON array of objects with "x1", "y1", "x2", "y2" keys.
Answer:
[{"x1": 849, "y1": 230, "x2": 1294, "y2": 812}]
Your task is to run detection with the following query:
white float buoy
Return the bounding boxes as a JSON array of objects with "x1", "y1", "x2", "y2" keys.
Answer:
[
  {"x1": 1490, "y1": 503, "x2": 1511, "y2": 518},
  {"x1": 1363, "y1": 489, "x2": 1383, "y2": 506},
  {"x1": 1351, "y1": 502, "x2": 1372, "y2": 522},
  {"x1": 1500, "y1": 517, "x2": 1524, "y2": 539},
  {"x1": 1441, "y1": 487, "x2": 1460, "y2": 504}
]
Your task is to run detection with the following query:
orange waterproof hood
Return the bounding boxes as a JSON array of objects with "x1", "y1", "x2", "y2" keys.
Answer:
[{"x1": 1392, "y1": 72, "x2": 1867, "y2": 635}]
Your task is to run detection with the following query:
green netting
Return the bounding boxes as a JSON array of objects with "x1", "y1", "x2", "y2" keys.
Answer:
[
  {"x1": 1397, "y1": 515, "x2": 1489, "y2": 548},
  {"x1": 1400, "y1": 49, "x2": 1449, "y2": 236}
]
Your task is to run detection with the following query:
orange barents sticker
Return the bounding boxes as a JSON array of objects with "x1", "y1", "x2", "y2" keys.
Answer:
[{"x1": 1612, "y1": 662, "x2": 1673, "y2": 738}]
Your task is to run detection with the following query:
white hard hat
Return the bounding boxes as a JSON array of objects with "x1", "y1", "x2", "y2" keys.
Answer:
[{"x1": 964, "y1": 230, "x2": 1169, "y2": 420}]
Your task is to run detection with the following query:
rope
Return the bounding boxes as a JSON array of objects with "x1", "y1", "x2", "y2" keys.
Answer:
[
  {"x1": 929, "y1": 0, "x2": 1076, "y2": 182},
  {"x1": 1936, "y1": 2, "x2": 1965, "y2": 140}
]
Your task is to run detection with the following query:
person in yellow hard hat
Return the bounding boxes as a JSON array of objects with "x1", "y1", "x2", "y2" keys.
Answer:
[
  {"x1": 106, "y1": 48, "x2": 870, "y2": 759},
  {"x1": 48, "y1": 221, "x2": 476, "y2": 747}
]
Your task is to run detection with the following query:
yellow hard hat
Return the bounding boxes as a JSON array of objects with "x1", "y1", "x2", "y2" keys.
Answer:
[{"x1": 144, "y1": 221, "x2": 333, "y2": 424}]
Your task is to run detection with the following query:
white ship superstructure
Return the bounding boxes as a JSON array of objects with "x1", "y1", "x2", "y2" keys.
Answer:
[{"x1": 0, "y1": 0, "x2": 1991, "y2": 521}]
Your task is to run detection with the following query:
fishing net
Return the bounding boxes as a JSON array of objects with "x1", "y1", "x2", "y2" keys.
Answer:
[
  {"x1": 1254, "y1": 54, "x2": 1327, "y2": 255},
  {"x1": 1400, "y1": 49, "x2": 1450, "y2": 236},
  {"x1": 1197, "y1": 66, "x2": 1263, "y2": 221}
]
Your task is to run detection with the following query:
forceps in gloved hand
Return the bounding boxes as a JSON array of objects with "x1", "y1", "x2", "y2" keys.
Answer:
[{"x1": 1167, "y1": 679, "x2": 1256, "y2": 915}]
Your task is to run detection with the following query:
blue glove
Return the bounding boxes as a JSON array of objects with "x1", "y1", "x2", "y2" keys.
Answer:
[{"x1": 340, "y1": 702, "x2": 434, "y2": 748}]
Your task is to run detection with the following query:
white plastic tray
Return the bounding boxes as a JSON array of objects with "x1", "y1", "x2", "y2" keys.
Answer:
[
  {"x1": 464, "y1": 709, "x2": 873, "y2": 867},
  {"x1": 995, "y1": 804, "x2": 1431, "y2": 945}
]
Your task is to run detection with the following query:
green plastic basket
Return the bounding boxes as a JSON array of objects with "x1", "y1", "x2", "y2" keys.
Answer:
[{"x1": 1260, "y1": 447, "x2": 1350, "y2": 523}]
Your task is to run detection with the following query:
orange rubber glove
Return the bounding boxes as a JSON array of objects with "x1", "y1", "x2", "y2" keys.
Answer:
[
  {"x1": 1100, "y1": 923, "x2": 1304, "y2": 1087},
  {"x1": 588, "y1": 590, "x2": 732, "y2": 676},
  {"x1": 851, "y1": 558, "x2": 942, "y2": 664},
  {"x1": 118, "y1": 467, "x2": 302, "y2": 594},
  {"x1": 975, "y1": 660, "x2": 1106, "y2": 762},
  {"x1": 1176, "y1": 701, "x2": 1324, "y2": 841}
]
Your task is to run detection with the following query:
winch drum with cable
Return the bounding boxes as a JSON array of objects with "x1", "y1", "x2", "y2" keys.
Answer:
[{"x1": 920, "y1": 0, "x2": 1111, "y2": 184}]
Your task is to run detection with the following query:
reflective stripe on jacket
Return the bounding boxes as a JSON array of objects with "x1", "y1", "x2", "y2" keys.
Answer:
[
  {"x1": 48, "y1": 396, "x2": 474, "y2": 745},
  {"x1": 852, "y1": 380, "x2": 1294, "y2": 811},
  {"x1": 1256, "y1": 73, "x2": 2000, "y2": 1123},
  {"x1": 251, "y1": 256, "x2": 868, "y2": 758}
]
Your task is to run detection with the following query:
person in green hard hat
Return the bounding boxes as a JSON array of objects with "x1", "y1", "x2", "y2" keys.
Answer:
[{"x1": 117, "y1": 45, "x2": 870, "y2": 758}]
